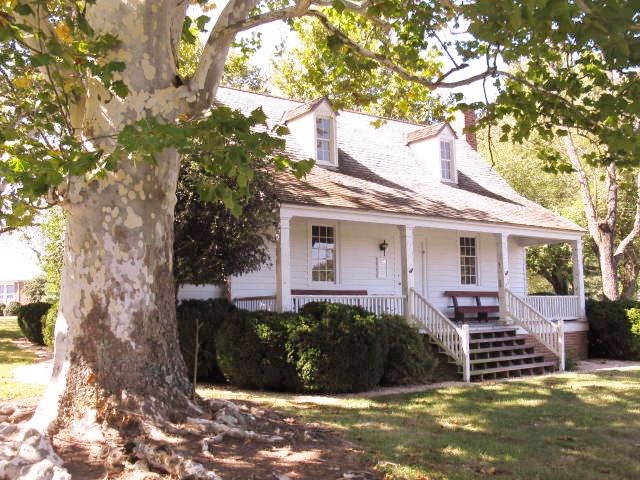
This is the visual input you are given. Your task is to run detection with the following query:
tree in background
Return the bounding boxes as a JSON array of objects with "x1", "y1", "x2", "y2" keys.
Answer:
[
  {"x1": 174, "y1": 157, "x2": 279, "y2": 296},
  {"x1": 272, "y1": 14, "x2": 450, "y2": 123},
  {"x1": 477, "y1": 50, "x2": 639, "y2": 300}
]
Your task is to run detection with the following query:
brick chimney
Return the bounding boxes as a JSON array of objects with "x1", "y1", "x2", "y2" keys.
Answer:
[{"x1": 452, "y1": 110, "x2": 477, "y2": 150}]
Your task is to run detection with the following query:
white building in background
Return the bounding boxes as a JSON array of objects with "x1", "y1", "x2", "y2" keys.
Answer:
[{"x1": 0, "y1": 232, "x2": 42, "y2": 305}]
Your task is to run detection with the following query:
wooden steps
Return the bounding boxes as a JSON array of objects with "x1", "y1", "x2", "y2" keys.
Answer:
[
  {"x1": 433, "y1": 325, "x2": 559, "y2": 382},
  {"x1": 467, "y1": 326, "x2": 557, "y2": 381}
]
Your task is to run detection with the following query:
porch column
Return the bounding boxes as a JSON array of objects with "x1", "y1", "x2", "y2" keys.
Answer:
[
  {"x1": 496, "y1": 233, "x2": 510, "y2": 322},
  {"x1": 399, "y1": 225, "x2": 415, "y2": 320},
  {"x1": 276, "y1": 215, "x2": 292, "y2": 312},
  {"x1": 571, "y1": 238, "x2": 586, "y2": 319}
]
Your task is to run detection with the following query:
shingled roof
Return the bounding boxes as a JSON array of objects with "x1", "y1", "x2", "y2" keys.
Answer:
[
  {"x1": 215, "y1": 87, "x2": 582, "y2": 233},
  {"x1": 281, "y1": 97, "x2": 337, "y2": 123},
  {"x1": 405, "y1": 122, "x2": 457, "y2": 144}
]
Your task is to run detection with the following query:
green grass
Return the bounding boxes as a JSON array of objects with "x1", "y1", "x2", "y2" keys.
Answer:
[
  {"x1": 199, "y1": 371, "x2": 640, "y2": 480},
  {"x1": 0, "y1": 316, "x2": 46, "y2": 401}
]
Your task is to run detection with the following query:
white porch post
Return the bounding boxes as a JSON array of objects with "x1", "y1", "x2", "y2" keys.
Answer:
[
  {"x1": 571, "y1": 238, "x2": 586, "y2": 319},
  {"x1": 276, "y1": 215, "x2": 292, "y2": 312},
  {"x1": 399, "y1": 225, "x2": 415, "y2": 320},
  {"x1": 496, "y1": 233, "x2": 510, "y2": 322}
]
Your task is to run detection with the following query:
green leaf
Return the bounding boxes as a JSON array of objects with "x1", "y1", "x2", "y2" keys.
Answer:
[{"x1": 112, "y1": 80, "x2": 129, "y2": 98}]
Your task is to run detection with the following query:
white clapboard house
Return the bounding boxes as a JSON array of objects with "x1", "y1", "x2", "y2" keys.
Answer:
[{"x1": 179, "y1": 87, "x2": 588, "y2": 381}]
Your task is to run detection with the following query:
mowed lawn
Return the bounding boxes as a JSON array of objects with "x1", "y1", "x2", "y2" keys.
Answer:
[
  {"x1": 0, "y1": 316, "x2": 46, "y2": 401},
  {"x1": 200, "y1": 370, "x2": 640, "y2": 480}
]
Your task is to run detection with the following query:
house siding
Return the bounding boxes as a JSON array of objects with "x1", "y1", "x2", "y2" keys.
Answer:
[
  {"x1": 419, "y1": 229, "x2": 499, "y2": 312},
  {"x1": 289, "y1": 219, "x2": 402, "y2": 295},
  {"x1": 230, "y1": 240, "x2": 277, "y2": 299},
  {"x1": 177, "y1": 284, "x2": 223, "y2": 301},
  {"x1": 178, "y1": 221, "x2": 539, "y2": 320},
  {"x1": 508, "y1": 238, "x2": 527, "y2": 296}
]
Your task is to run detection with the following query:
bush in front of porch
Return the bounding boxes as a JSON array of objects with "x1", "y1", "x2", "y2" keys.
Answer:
[
  {"x1": 587, "y1": 299, "x2": 640, "y2": 359},
  {"x1": 205, "y1": 302, "x2": 437, "y2": 393}
]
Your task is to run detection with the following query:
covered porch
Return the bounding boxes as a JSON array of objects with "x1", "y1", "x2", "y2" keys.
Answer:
[
  {"x1": 232, "y1": 204, "x2": 586, "y2": 381},
  {"x1": 234, "y1": 204, "x2": 585, "y2": 324}
]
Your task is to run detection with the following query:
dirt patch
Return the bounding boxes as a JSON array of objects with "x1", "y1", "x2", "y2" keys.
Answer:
[
  {"x1": 11, "y1": 337, "x2": 53, "y2": 362},
  {"x1": 6, "y1": 400, "x2": 379, "y2": 480},
  {"x1": 577, "y1": 359, "x2": 640, "y2": 372}
]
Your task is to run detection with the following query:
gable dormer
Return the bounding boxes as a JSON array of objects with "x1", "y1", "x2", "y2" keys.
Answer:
[
  {"x1": 283, "y1": 98, "x2": 339, "y2": 168},
  {"x1": 406, "y1": 122, "x2": 458, "y2": 184}
]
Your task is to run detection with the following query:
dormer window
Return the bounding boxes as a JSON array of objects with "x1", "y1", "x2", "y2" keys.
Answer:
[
  {"x1": 316, "y1": 117, "x2": 332, "y2": 163},
  {"x1": 283, "y1": 97, "x2": 339, "y2": 168},
  {"x1": 440, "y1": 140, "x2": 453, "y2": 181}
]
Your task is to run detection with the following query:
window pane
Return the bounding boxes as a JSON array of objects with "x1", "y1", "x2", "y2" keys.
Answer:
[
  {"x1": 316, "y1": 118, "x2": 330, "y2": 138},
  {"x1": 311, "y1": 225, "x2": 336, "y2": 283},
  {"x1": 440, "y1": 141, "x2": 452, "y2": 160},
  {"x1": 441, "y1": 160, "x2": 451, "y2": 180},
  {"x1": 459, "y1": 237, "x2": 477, "y2": 285},
  {"x1": 316, "y1": 118, "x2": 332, "y2": 163}
]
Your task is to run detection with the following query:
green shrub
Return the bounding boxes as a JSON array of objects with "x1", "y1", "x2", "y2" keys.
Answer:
[
  {"x1": 587, "y1": 299, "x2": 640, "y2": 360},
  {"x1": 624, "y1": 307, "x2": 640, "y2": 358},
  {"x1": 216, "y1": 310, "x2": 300, "y2": 391},
  {"x1": 288, "y1": 302, "x2": 388, "y2": 393},
  {"x1": 4, "y1": 301, "x2": 21, "y2": 317},
  {"x1": 0, "y1": 304, "x2": 4, "y2": 316},
  {"x1": 381, "y1": 315, "x2": 436, "y2": 385},
  {"x1": 16, "y1": 302, "x2": 51, "y2": 345},
  {"x1": 177, "y1": 299, "x2": 235, "y2": 383},
  {"x1": 42, "y1": 302, "x2": 58, "y2": 347}
]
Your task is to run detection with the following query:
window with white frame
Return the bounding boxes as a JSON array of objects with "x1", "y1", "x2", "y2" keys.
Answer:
[
  {"x1": 311, "y1": 225, "x2": 336, "y2": 283},
  {"x1": 0, "y1": 283, "x2": 15, "y2": 304},
  {"x1": 316, "y1": 117, "x2": 332, "y2": 164},
  {"x1": 440, "y1": 140, "x2": 453, "y2": 181},
  {"x1": 459, "y1": 236, "x2": 478, "y2": 285}
]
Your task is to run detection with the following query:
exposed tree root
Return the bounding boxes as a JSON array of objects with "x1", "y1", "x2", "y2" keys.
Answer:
[{"x1": 1, "y1": 397, "x2": 378, "y2": 479}]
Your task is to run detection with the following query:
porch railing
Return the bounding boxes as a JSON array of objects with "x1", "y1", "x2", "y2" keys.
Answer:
[
  {"x1": 505, "y1": 289, "x2": 565, "y2": 371},
  {"x1": 233, "y1": 296, "x2": 277, "y2": 312},
  {"x1": 522, "y1": 295, "x2": 579, "y2": 320},
  {"x1": 291, "y1": 294, "x2": 405, "y2": 316},
  {"x1": 410, "y1": 289, "x2": 470, "y2": 382}
]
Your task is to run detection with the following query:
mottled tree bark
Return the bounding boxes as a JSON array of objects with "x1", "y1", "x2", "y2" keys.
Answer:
[{"x1": 32, "y1": 0, "x2": 200, "y2": 433}]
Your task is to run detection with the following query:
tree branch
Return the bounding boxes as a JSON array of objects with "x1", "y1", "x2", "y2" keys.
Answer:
[
  {"x1": 308, "y1": 10, "x2": 494, "y2": 89},
  {"x1": 190, "y1": 0, "x2": 313, "y2": 111},
  {"x1": 614, "y1": 172, "x2": 640, "y2": 261},
  {"x1": 564, "y1": 132, "x2": 601, "y2": 242},
  {"x1": 604, "y1": 162, "x2": 618, "y2": 231}
]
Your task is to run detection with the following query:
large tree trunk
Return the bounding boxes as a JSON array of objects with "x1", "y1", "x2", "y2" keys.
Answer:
[
  {"x1": 32, "y1": 156, "x2": 197, "y2": 433},
  {"x1": 31, "y1": 0, "x2": 196, "y2": 434}
]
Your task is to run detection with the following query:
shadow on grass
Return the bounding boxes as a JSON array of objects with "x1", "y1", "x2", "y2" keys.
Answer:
[
  {"x1": 280, "y1": 371, "x2": 640, "y2": 480},
  {"x1": 0, "y1": 317, "x2": 36, "y2": 365}
]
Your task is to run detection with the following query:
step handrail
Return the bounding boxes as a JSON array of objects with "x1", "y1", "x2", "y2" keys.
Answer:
[
  {"x1": 504, "y1": 288, "x2": 565, "y2": 371},
  {"x1": 409, "y1": 289, "x2": 470, "y2": 382}
]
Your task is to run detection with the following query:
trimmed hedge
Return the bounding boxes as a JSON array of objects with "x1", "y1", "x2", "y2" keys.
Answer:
[
  {"x1": 288, "y1": 302, "x2": 388, "y2": 393},
  {"x1": 212, "y1": 302, "x2": 437, "y2": 393},
  {"x1": 381, "y1": 314, "x2": 437, "y2": 385},
  {"x1": 216, "y1": 310, "x2": 300, "y2": 391},
  {"x1": 16, "y1": 302, "x2": 51, "y2": 345},
  {"x1": 587, "y1": 299, "x2": 640, "y2": 360},
  {"x1": 177, "y1": 299, "x2": 235, "y2": 383},
  {"x1": 42, "y1": 302, "x2": 58, "y2": 347},
  {"x1": 4, "y1": 301, "x2": 21, "y2": 317}
]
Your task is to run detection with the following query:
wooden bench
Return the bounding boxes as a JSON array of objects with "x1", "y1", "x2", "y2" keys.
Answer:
[{"x1": 443, "y1": 291, "x2": 499, "y2": 322}]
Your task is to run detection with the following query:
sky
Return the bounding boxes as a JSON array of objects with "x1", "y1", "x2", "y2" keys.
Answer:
[{"x1": 0, "y1": 232, "x2": 42, "y2": 282}]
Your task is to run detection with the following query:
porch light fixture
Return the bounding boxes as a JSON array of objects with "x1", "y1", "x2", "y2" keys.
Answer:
[{"x1": 379, "y1": 240, "x2": 389, "y2": 256}]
